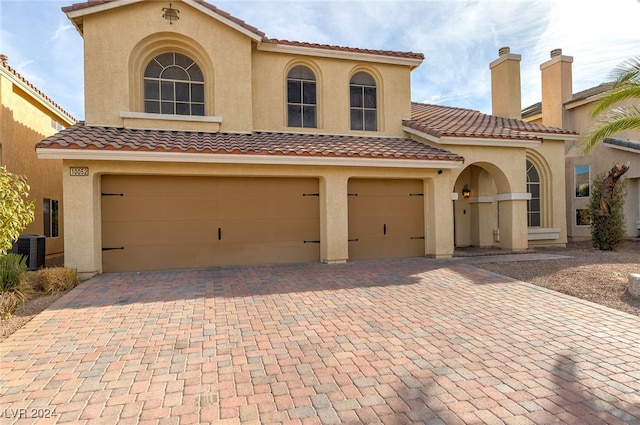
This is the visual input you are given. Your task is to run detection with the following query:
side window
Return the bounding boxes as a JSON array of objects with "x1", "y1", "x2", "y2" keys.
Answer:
[
  {"x1": 44, "y1": 198, "x2": 59, "y2": 238},
  {"x1": 350, "y1": 71, "x2": 377, "y2": 131},
  {"x1": 287, "y1": 66, "x2": 317, "y2": 128},
  {"x1": 575, "y1": 164, "x2": 590, "y2": 198},
  {"x1": 144, "y1": 52, "x2": 204, "y2": 116},
  {"x1": 526, "y1": 160, "x2": 541, "y2": 227}
]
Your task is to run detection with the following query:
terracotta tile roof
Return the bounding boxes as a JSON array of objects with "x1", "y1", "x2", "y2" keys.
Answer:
[
  {"x1": 266, "y1": 39, "x2": 424, "y2": 61},
  {"x1": 37, "y1": 123, "x2": 463, "y2": 162},
  {"x1": 62, "y1": 0, "x2": 265, "y2": 38},
  {"x1": 0, "y1": 57, "x2": 76, "y2": 124},
  {"x1": 406, "y1": 103, "x2": 575, "y2": 141}
]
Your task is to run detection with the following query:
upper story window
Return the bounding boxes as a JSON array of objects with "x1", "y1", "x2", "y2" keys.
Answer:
[
  {"x1": 574, "y1": 164, "x2": 590, "y2": 198},
  {"x1": 144, "y1": 52, "x2": 204, "y2": 116},
  {"x1": 350, "y1": 71, "x2": 377, "y2": 131},
  {"x1": 526, "y1": 160, "x2": 541, "y2": 227},
  {"x1": 287, "y1": 66, "x2": 317, "y2": 128}
]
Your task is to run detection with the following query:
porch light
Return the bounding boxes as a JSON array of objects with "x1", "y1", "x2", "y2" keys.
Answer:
[
  {"x1": 462, "y1": 184, "x2": 471, "y2": 198},
  {"x1": 162, "y1": 3, "x2": 180, "y2": 24}
]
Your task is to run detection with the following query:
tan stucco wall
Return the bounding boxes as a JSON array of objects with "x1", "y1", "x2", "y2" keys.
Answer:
[
  {"x1": 564, "y1": 102, "x2": 640, "y2": 239},
  {"x1": 425, "y1": 139, "x2": 567, "y2": 250},
  {"x1": 83, "y1": 1, "x2": 253, "y2": 131},
  {"x1": 81, "y1": 1, "x2": 414, "y2": 137},
  {"x1": 1, "y1": 70, "x2": 72, "y2": 257},
  {"x1": 61, "y1": 159, "x2": 454, "y2": 278},
  {"x1": 251, "y1": 52, "x2": 412, "y2": 136}
]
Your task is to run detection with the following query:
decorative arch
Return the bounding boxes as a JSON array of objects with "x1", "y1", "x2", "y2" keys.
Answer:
[
  {"x1": 525, "y1": 149, "x2": 554, "y2": 227},
  {"x1": 128, "y1": 33, "x2": 214, "y2": 115},
  {"x1": 284, "y1": 60, "x2": 322, "y2": 129},
  {"x1": 348, "y1": 66, "x2": 383, "y2": 132}
]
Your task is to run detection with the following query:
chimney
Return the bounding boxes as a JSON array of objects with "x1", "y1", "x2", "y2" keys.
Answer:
[
  {"x1": 540, "y1": 48, "x2": 573, "y2": 128},
  {"x1": 489, "y1": 46, "x2": 522, "y2": 119}
]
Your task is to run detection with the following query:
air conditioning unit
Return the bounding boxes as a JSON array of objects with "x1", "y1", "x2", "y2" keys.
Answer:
[{"x1": 10, "y1": 235, "x2": 46, "y2": 271}]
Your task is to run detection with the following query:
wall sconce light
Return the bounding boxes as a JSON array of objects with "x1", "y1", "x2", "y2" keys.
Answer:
[
  {"x1": 162, "y1": 3, "x2": 180, "y2": 24},
  {"x1": 462, "y1": 184, "x2": 471, "y2": 198}
]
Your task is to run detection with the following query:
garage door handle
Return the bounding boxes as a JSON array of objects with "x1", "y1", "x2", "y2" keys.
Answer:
[
  {"x1": 218, "y1": 227, "x2": 222, "y2": 240},
  {"x1": 383, "y1": 224, "x2": 387, "y2": 235}
]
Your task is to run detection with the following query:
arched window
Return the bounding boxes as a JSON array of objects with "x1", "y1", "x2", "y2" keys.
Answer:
[
  {"x1": 287, "y1": 66, "x2": 316, "y2": 128},
  {"x1": 350, "y1": 71, "x2": 377, "y2": 131},
  {"x1": 526, "y1": 160, "x2": 541, "y2": 227},
  {"x1": 144, "y1": 52, "x2": 204, "y2": 116}
]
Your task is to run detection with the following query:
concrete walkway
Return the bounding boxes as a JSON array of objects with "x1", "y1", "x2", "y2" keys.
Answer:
[{"x1": 1, "y1": 257, "x2": 639, "y2": 424}]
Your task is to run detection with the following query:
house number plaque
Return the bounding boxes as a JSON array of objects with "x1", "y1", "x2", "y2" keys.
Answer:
[{"x1": 70, "y1": 166, "x2": 89, "y2": 176}]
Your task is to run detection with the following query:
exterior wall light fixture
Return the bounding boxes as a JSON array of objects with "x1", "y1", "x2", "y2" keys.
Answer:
[
  {"x1": 162, "y1": 3, "x2": 180, "y2": 24},
  {"x1": 462, "y1": 184, "x2": 471, "y2": 198}
]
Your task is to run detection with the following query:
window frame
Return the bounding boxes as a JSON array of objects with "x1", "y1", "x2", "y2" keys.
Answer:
[
  {"x1": 575, "y1": 208, "x2": 590, "y2": 227},
  {"x1": 349, "y1": 71, "x2": 377, "y2": 131},
  {"x1": 286, "y1": 65, "x2": 317, "y2": 128},
  {"x1": 44, "y1": 198, "x2": 59, "y2": 238},
  {"x1": 526, "y1": 160, "x2": 541, "y2": 227},
  {"x1": 574, "y1": 164, "x2": 590, "y2": 198},
  {"x1": 143, "y1": 52, "x2": 205, "y2": 116}
]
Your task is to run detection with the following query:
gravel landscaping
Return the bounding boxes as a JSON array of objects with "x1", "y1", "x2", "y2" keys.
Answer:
[{"x1": 2, "y1": 239, "x2": 638, "y2": 342}]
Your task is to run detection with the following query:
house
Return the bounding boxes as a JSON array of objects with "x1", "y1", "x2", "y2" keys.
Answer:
[
  {"x1": 0, "y1": 54, "x2": 76, "y2": 264},
  {"x1": 36, "y1": 0, "x2": 576, "y2": 278},
  {"x1": 521, "y1": 49, "x2": 640, "y2": 241}
]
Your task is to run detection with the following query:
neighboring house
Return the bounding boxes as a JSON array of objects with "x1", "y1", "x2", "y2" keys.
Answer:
[
  {"x1": 0, "y1": 54, "x2": 76, "y2": 263},
  {"x1": 36, "y1": 1, "x2": 576, "y2": 278},
  {"x1": 521, "y1": 49, "x2": 640, "y2": 241}
]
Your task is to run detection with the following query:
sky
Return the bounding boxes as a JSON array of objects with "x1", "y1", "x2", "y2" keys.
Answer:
[{"x1": 0, "y1": 0, "x2": 638, "y2": 121}]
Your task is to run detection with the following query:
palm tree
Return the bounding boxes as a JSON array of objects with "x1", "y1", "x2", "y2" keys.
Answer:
[{"x1": 581, "y1": 56, "x2": 640, "y2": 155}]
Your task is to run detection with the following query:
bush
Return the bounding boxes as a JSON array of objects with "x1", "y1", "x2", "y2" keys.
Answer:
[
  {"x1": 588, "y1": 172, "x2": 627, "y2": 250},
  {"x1": 0, "y1": 254, "x2": 27, "y2": 293},
  {"x1": 0, "y1": 254, "x2": 32, "y2": 318},
  {"x1": 36, "y1": 267, "x2": 80, "y2": 294}
]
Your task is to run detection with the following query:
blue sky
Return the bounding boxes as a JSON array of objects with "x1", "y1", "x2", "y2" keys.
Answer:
[{"x1": 1, "y1": 0, "x2": 638, "y2": 121}]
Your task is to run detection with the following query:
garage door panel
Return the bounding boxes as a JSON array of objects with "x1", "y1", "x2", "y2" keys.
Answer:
[
  {"x1": 219, "y1": 218, "x2": 320, "y2": 243},
  {"x1": 102, "y1": 175, "x2": 320, "y2": 272},
  {"x1": 348, "y1": 178, "x2": 424, "y2": 260}
]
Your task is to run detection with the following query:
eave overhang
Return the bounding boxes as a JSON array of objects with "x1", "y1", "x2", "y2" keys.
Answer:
[{"x1": 36, "y1": 148, "x2": 462, "y2": 169}]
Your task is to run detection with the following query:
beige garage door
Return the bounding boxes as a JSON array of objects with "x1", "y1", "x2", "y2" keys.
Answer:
[
  {"x1": 348, "y1": 178, "x2": 424, "y2": 260},
  {"x1": 101, "y1": 175, "x2": 320, "y2": 272}
]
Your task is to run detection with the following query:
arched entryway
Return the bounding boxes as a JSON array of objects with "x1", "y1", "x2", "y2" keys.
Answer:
[{"x1": 453, "y1": 162, "x2": 515, "y2": 250}]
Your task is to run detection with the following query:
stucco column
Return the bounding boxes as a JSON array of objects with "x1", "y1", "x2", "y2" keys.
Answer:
[
  {"x1": 425, "y1": 175, "x2": 454, "y2": 258},
  {"x1": 63, "y1": 164, "x2": 101, "y2": 279},
  {"x1": 497, "y1": 194, "x2": 529, "y2": 251},
  {"x1": 319, "y1": 174, "x2": 349, "y2": 264}
]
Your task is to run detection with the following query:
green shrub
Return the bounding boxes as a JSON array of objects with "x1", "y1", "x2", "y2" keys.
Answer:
[
  {"x1": 588, "y1": 172, "x2": 627, "y2": 250},
  {"x1": 0, "y1": 253, "x2": 27, "y2": 292},
  {"x1": 0, "y1": 254, "x2": 32, "y2": 318},
  {"x1": 37, "y1": 267, "x2": 80, "y2": 294}
]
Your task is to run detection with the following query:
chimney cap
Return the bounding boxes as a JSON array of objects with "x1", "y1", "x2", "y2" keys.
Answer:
[
  {"x1": 0, "y1": 54, "x2": 7, "y2": 65},
  {"x1": 498, "y1": 46, "x2": 510, "y2": 56},
  {"x1": 550, "y1": 48, "x2": 562, "y2": 58}
]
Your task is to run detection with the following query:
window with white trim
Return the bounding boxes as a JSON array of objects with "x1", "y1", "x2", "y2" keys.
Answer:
[
  {"x1": 287, "y1": 66, "x2": 317, "y2": 128},
  {"x1": 350, "y1": 71, "x2": 377, "y2": 131},
  {"x1": 144, "y1": 52, "x2": 204, "y2": 116},
  {"x1": 526, "y1": 160, "x2": 541, "y2": 227}
]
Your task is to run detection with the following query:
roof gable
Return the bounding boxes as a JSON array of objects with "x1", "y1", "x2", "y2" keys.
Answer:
[
  {"x1": 0, "y1": 56, "x2": 76, "y2": 124},
  {"x1": 63, "y1": 0, "x2": 265, "y2": 40},
  {"x1": 63, "y1": 0, "x2": 424, "y2": 64}
]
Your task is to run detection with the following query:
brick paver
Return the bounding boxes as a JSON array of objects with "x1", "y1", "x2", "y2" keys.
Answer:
[{"x1": 1, "y1": 258, "x2": 639, "y2": 424}]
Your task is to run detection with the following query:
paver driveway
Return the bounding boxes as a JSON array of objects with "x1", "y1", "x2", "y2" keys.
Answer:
[{"x1": 1, "y1": 258, "x2": 639, "y2": 425}]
